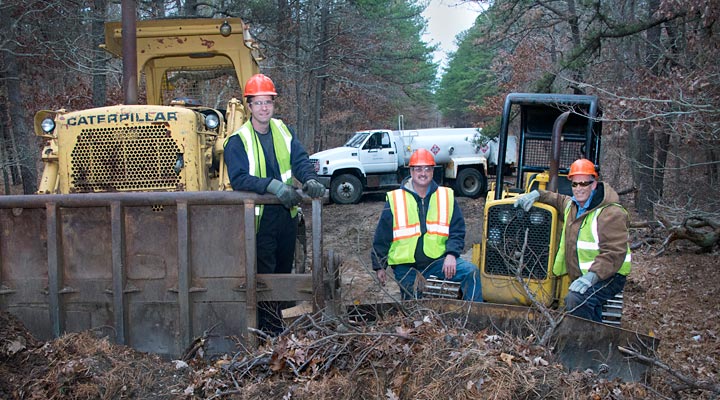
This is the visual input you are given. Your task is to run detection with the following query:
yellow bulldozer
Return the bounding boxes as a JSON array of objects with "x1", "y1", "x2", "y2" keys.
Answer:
[{"x1": 33, "y1": 18, "x2": 260, "y2": 194}]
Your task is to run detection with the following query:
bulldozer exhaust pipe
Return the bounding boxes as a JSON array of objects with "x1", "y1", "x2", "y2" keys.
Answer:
[
  {"x1": 549, "y1": 111, "x2": 571, "y2": 192},
  {"x1": 121, "y1": 0, "x2": 138, "y2": 105}
]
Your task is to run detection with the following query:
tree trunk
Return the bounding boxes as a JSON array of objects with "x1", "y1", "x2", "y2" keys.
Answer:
[
  {"x1": 92, "y1": 0, "x2": 108, "y2": 107},
  {"x1": 629, "y1": 124, "x2": 656, "y2": 219},
  {"x1": 646, "y1": 0, "x2": 666, "y2": 201},
  {"x1": 2, "y1": 5, "x2": 38, "y2": 194},
  {"x1": 629, "y1": 0, "x2": 664, "y2": 219},
  {"x1": 565, "y1": 0, "x2": 585, "y2": 89},
  {"x1": 312, "y1": 1, "x2": 329, "y2": 153},
  {"x1": 0, "y1": 102, "x2": 10, "y2": 194}
]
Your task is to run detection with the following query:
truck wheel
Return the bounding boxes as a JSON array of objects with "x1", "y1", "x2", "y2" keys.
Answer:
[
  {"x1": 455, "y1": 168, "x2": 487, "y2": 199},
  {"x1": 330, "y1": 174, "x2": 363, "y2": 204}
]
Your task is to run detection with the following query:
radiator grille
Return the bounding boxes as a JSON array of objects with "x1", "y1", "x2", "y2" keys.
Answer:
[
  {"x1": 70, "y1": 125, "x2": 181, "y2": 192},
  {"x1": 523, "y1": 139, "x2": 584, "y2": 171},
  {"x1": 484, "y1": 204, "x2": 552, "y2": 279}
]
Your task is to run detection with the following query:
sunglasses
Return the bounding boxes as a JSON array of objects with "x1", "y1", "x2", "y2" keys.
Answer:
[{"x1": 571, "y1": 180, "x2": 595, "y2": 188}]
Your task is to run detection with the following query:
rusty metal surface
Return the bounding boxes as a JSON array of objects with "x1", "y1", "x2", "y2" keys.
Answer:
[
  {"x1": 0, "y1": 191, "x2": 323, "y2": 358},
  {"x1": 355, "y1": 300, "x2": 658, "y2": 383}
]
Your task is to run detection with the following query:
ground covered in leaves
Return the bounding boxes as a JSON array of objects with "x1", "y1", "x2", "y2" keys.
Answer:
[{"x1": 1, "y1": 197, "x2": 718, "y2": 399}]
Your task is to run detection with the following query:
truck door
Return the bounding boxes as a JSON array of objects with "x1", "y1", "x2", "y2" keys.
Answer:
[{"x1": 358, "y1": 131, "x2": 397, "y2": 173}]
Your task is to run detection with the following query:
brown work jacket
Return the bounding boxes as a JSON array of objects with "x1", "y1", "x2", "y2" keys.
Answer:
[{"x1": 538, "y1": 182, "x2": 630, "y2": 281}]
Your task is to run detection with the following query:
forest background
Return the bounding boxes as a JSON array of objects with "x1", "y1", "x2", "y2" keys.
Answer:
[{"x1": 0, "y1": 0, "x2": 718, "y2": 223}]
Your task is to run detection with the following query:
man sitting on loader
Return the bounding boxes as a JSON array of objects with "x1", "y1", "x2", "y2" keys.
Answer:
[{"x1": 514, "y1": 158, "x2": 631, "y2": 322}]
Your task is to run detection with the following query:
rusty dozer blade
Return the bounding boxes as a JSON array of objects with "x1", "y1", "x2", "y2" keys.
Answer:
[{"x1": 351, "y1": 299, "x2": 659, "y2": 383}]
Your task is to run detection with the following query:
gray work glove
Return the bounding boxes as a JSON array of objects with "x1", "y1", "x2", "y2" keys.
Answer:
[
  {"x1": 266, "y1": 179, "x2": 302, "y2": 209},
  {"x1": 302, "y1": 178, "x2": 326, "y2": 198},
  {"x1": 513, "y1": 190, "x2": 540, "y2": 212},
  {"x1": 569, "y1": 271, "x2": 599, "y2": 294}
]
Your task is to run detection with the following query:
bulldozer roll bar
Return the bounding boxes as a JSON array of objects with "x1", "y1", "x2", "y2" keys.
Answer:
[{"x1": 495, "y1": 93, "x2": 601, "y2": 200}]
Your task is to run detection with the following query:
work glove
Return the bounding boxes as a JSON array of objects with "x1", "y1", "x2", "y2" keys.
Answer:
[
  {"x1": 302, "y1": 179, "x2": 326, "y2": 198},
  {"x1": 513, "y1": 190, "x2": 540, "y2": 212},
  {"x1": 266, "y1": 179, "x2": 302, "y2": 209},
  {"x1": 569, "y1": 271, "x2": 599, "y2": 294}
]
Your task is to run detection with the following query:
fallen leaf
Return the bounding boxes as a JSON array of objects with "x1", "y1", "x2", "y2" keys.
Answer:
[
  {"x1": 5, "y1": 338, "x2": 26, "y2": 355},
  {"x1": 533, "y1": 356, "x2": 549, "y2": 366},
  {"x1": 500, "y1": 352, "x2": 514, "y2": 367},
  {"x1": 386, "y1": 388, "x2": 400, "y2": 400}
]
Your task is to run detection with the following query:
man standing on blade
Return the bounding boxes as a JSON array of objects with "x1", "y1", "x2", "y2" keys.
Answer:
[
  {"x1": 371, "y1": 148, "x2": 483, "y2": 302},
  {"x1": 513, "y1": 158, "x2": 631, "y2": 322},
  {"x1": 224, "y1": 73, "x2": 326, "y2": 334}
]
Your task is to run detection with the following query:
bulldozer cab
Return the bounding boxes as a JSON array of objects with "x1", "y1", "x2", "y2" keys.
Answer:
[{"x1": 102, "y1": 18, "x2": 261, "y2": 107}]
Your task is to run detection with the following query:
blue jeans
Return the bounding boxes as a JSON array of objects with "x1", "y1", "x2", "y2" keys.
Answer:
[
  {"x1": 392, "y1": 257, "x2": 483, "y2": 302},
  {"x1": 565, "y1": 273, "x2": 626, "y2": 322}
]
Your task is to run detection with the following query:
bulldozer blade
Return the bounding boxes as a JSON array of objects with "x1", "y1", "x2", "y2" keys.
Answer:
[{"x1": 350, "y1": 299, "x2": 658, "y2": 383}]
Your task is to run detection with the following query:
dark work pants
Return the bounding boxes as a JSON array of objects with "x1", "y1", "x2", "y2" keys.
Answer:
[
  {"x1": 256, "y1": 205, "x2": 297, "y2": 335},
  {"x1": 565, "y1": 273, "x2": 626, "y2": 323}
]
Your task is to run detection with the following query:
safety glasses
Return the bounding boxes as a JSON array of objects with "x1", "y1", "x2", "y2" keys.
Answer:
[
  {"x1": 411, "y1": 166, "x2": 433, "y2": 172},
  {"x1": 571, "y1": 180, "x2": 594, "y2": 188},
  {"x1": 250, "y1": 99, "x2": 274, "y2": 107}
]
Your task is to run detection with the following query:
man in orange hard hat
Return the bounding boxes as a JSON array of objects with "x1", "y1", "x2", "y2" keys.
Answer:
[
  {"x1": 223, "y1": 73, "x2": 325, "y2": 334},
  {"x1": 514, "y1": 158, "x2": 631, "y2": 323},
  {"x1": 371, "y1": 149, "x2": 483, "y2": 301}
]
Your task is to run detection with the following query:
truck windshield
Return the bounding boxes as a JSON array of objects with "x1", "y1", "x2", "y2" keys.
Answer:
[{"x1": 344, "y1": 132, "x2": 369, "y2": 148}]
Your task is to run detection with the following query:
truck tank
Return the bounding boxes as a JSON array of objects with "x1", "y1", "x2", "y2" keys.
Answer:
[{"x1": 394, "y1": 128, "x2": 490, "y2": 166}]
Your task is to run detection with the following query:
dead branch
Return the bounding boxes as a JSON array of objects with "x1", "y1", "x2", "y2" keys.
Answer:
[
  {"x1": 618, "y1": 346, "x2": 720, "y2": 396},
  {"x1": 629, "y1": 220, "x2": 658, "y2": 229},
  {"x1": 654, "y1": 214, "x2": 720, "y2": 255},
  {"x1": 616, "y1": 186, "x2": 637, "y2": 196},
  {"x1": 515, "y1": 229, "x2": 562, "y2": 347}
]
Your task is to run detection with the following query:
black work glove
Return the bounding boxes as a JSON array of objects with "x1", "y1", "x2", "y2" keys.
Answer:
[
  {"x1": 302, "y1": 179, "x2": 326, "y2": 198},
  {"x1": 266, "y1": 179, "x2": 302, "y2": 209}
]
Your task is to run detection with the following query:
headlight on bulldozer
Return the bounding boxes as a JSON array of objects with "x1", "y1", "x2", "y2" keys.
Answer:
[
  {"x1": 41, "y1": 118, "x2": 55, "y2": 133},
  {"x1": 205, "y1": 114, "x2": 220, "y2": 129},
  {"x1": 497, "y1": 209, "x2": 512, "y2": 224},
  {"x1": 529, "y1": 211, "x2": 545, "y2": 225}
]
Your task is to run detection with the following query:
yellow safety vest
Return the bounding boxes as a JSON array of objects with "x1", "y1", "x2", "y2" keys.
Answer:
[
  {"x1": 553, "y1": 203, "x2": 632, "y2": 276},
  {"x1": 387, "y1": 186, "x2": 454, "y2": 265},
  {"x1": 225, "y1": 118, "x2": 296, "y2": 228}
]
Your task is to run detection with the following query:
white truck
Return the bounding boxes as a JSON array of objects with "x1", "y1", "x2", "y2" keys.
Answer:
[{"x1": 309, "y1": 128, "x2": 517, "y2": 204}]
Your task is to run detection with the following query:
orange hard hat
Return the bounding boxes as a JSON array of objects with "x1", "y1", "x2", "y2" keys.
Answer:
[
  {"x1": 409, "y1": 148, "x2": 436, "y2": 166},
  {"x1": 243, "y1": 74, "x2": 277, "y2": 97},
  {"x1": 568, "y1": 158, "x2": 598, "y2": 178}
]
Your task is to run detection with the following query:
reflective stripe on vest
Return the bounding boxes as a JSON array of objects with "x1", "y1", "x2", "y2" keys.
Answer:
[
  {"x1": 387, "y1": 187, "x2": 454, "y2": 265},
  {"x1": 553, "y1": 203, "x2": 632, "y2": 276},
  {"x1": 426, "y1": 187, "x2": 451, "y2": 236},
  {"x1": 224, "y1": 118, "x2": 296, "y2": 225}
]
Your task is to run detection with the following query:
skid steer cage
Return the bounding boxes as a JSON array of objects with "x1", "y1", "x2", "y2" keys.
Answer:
[{"x1": 0, "y1": 191, "x2": 325, "y2": 358}]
